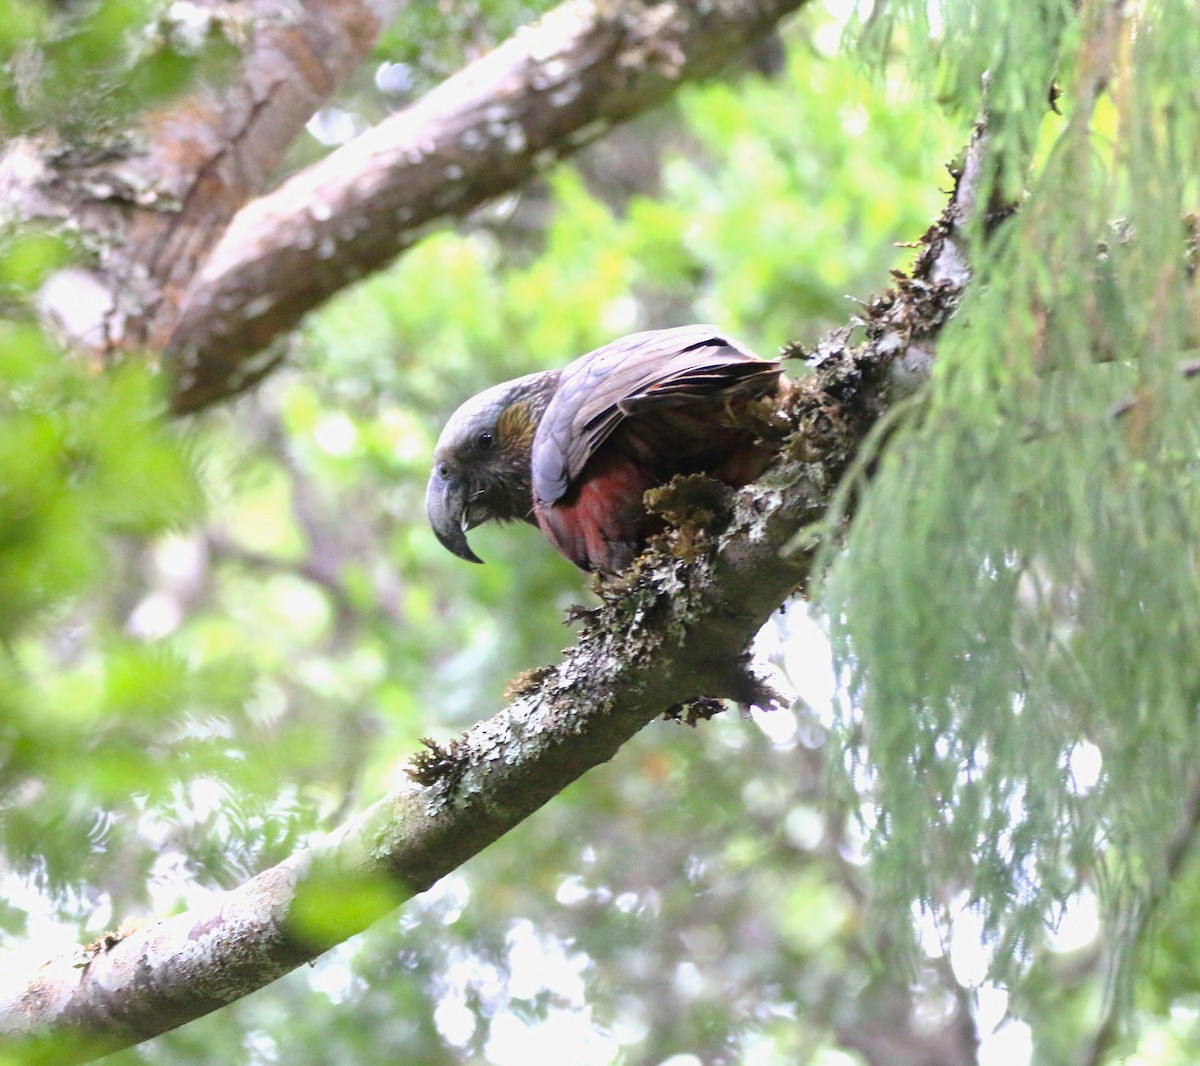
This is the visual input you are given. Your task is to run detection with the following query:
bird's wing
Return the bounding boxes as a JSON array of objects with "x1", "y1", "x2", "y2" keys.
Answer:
[{"x1": 531, "y1": 325, "x2": 780, "y2": 505}]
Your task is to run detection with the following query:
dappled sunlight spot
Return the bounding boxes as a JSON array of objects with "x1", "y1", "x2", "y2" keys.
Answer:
[
  {"x1": 434, "y1": 989, "x2": 477, "y2": 1047},
  {"x1": 912, "y1": 893, "x2": 995, "y2": 984},
  {"x1": 146, "y1": 848, "x2": 215, "y2": 912},
  {"x1": 556, "y1": 873, "x2": 615, "y2": 908},
  {"x1": 444, "y1": 948, "x2": 505, "y2": 1010},
  {"x1": 837, "y1": 103, "x2": 870, "y2": 138},
  {"x1": 555, "y1": 874, "x2": 590, "y2": 906},
  {"x1": 912, "y1": 902, "x2": 950, "y2": 960},
  {"x1": 684, "y1": 853, "x2": 708, "y2": 884},
  {"x1": 0, "y1": 874, "x2": 92, "y2": 965},
  {"x1": 0, "y1": 935, "x2": 76, "y2": 1004},
  {"x1": 155, "y1": 533, "x2": 208, "y2": 583},
  {"x1": 740, "y1": 1025, "x2": 807, "y2": 1066},
  {"x1": 911, "y1": 912, "x2": 1034, "y2": 1066},
  {"x1": 979, "y1": 1018, "x2": 1032, "y2": 1066},
  {"x1": 614, "y1": 891, "x2": 639, "y2": 915},
  {"x1": 783, "y1": 804, "x2": 825, "y2": 851},
  {"x1": 246, "y1": 1029, "x2": 278, "y2": 1062},
  {"x1": 838, "y1": 807, "x2": 872, "y2": 866},
  {"x1": 37, "y1": 266, "x2": 113, "y2": 348},
  {"x1": 261, "y1": 579, "x2": 334, "y2": 647},
  {"x1": 126, "y1": 592, "x2": 183, "y2": 640},
  {"x1": 505, "y1": 918, "x2": 589, "y2": 1004},
  {"x1": 374, "y1": 61, "x2": 413, "y2": 96},
  {"x1": 948, "y1": 901, "x2": 991, "y2": 987},
  {"x1": 908, "y1": 907, "x2": 1034, "y2": 1066},
  {"x1": 421, "y1": 873, "x2": 470, "y2": 926},
  {"x1": 306, "y1": 107, "x2": 367, "y2": 146},
  {"x1": 975, "y1": 982, "x2": 1009, "y2": 1034},
  {"x1": 812, "y1": 8, "x2": 848, "y2": 57},
  {"x1": 639, "y1": 888, "x2": 663, "y2": 919},
  {"x1": 1063, "y1": 741, "x2": 1103, "y2": 794},
  {"x1": 750, "y1": 703, "x2": 797, "y2": 746},
  {"x1": 741, "y1": 777, "x2": 785, "y2": 817},
  {"x1": 431, "y1": 915, "x2": 611, "y2": 1061},
  {"x1": 485, "y1": 1007, "x2": 618, "y2": 1066},
  {"x1": 673, "y1": 960, "x2": 705, "y2": 999},
  {"x1": 245, "y1": 678, "x2": 288, "y2": 728},
  {"x1": 806, "y1": 1052, "x2": 861, "y2": 1066},
  {"x1": 611, "y1": 1007, "x2": 650, "y2": 1048},
  {"x1": 714, "y1": 721, "x2": 748, "y2": 750},
  {"x1": 769, "y1": 603, "x2": 838, "y2": 729},
  {"x1": 1047, "y1": 890, "x2": 1100, "y2": 954},
  {"x1": 308, "y1": 943, "x2": 360, "y2": 1004},
  {"x1": 186, "y1": 776, "x2": 231, "y2": 824},
  {"x1": 598, "y1": 294, "x2": 639, "y2": 338},
  {"x1": 313, "y1": 411, "x2": 360, "y2": 457}
]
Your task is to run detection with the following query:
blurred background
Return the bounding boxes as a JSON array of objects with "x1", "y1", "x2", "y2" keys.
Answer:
[{"x1": 9, "y1": 0, "x2": 1194, "y2": 1063}]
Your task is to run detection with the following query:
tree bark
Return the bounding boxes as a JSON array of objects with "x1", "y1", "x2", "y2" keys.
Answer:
[
  {"x1": 0, "y1": 128, "x2": 985, "y2": 1063},
  {"x1": 3, "y1": 0, "x2": 406, "y2": 359}
]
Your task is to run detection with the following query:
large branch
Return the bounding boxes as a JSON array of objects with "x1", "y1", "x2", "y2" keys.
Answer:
[
  {"x1": 4, "y1": 0, "x2": 405, "y2": 353},
  {"x1": 164, "y1": 0, "x2": 807, "y2": 413},
  {"x1": 0, "y1": 131, "x2": 983, "y2": 1062}
]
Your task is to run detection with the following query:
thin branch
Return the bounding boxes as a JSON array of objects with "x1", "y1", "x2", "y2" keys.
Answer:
[{"x1": 7, "y1": 0, "x2": 406, "y2": 354}]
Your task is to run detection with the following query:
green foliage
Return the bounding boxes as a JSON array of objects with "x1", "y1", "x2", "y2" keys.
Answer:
[
  {"x1": 0, "y1": 233, "x2": 289, "y2": 905},
  {"x1": 660, "y1": 53, "x2": 951, "y2": 349},
  {"x1": 0, "y1": 234, "x2": 195, "y2": 628},
  {"x1": 377, "y1": 0, "x2": 558, "y2": 79},
  {"x1": 827, "y1": 0, "x2": 1200, "y2": 995},
  {"x1": 0, "y1": 0, "x2": 234, "y2": 136},
  {"x1": 850, "y1": 0, "x2": 1075, "y2": 195},
  {"x1": 18, "y1": 0, "x2": 1200, "y2": 1063}
]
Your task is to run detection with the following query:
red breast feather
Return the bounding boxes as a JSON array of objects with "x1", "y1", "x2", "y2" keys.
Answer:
[
  {"x1": 535, "y1": 449, "x2": 657, "y2": 573},
  {"x1": 531, "y1": 326, "x2": 783, "y2": 573}
]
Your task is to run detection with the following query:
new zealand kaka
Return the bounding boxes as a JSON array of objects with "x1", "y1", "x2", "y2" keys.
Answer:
[{"x1": 426, "y1": 324, "x2": 784, "y2": 574}]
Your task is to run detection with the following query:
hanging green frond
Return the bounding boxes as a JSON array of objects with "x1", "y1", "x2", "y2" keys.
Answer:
[{"x1": 827, "y1": 0, "x2": 1200, "y2": 979}]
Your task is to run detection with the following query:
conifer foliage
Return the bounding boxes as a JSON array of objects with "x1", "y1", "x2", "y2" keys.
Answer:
[{"x1": 829, "y1": 0, "x2": 1200, "y2": 993}]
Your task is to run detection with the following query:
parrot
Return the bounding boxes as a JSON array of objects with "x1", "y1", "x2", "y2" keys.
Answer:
[{"x1": 426, "y1": 324, "x2": 785, "y2": 574}]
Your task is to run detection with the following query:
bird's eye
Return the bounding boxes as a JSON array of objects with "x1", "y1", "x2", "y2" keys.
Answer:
[{"x1": 476, "y1": 431, "x2": 494, "y2": 449}]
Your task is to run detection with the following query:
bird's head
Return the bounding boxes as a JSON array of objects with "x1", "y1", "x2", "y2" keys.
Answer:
[{"x1": 426, "y1": 370, "x2": 560, "y2": 563}]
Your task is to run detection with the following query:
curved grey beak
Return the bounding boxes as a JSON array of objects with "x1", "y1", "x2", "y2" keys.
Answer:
[{"x1": 426, "y1": 467, "x2": 484, "y2": 564}]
